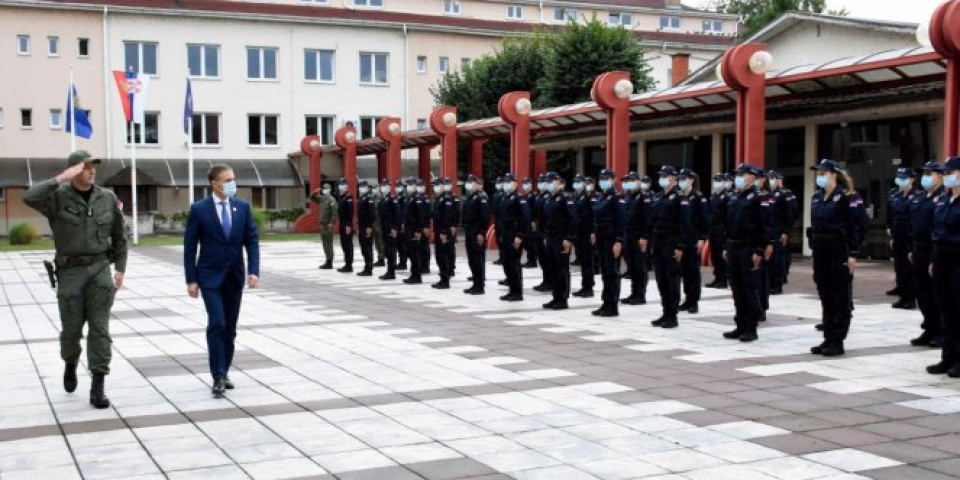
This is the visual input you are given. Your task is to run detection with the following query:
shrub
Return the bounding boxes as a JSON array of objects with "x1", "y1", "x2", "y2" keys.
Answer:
[
  {"x1": 9, "y1": 222, "x2": 39, "y2": 245},
  {"x1": 252, "y1": 209, "x2": 267, "y2": 231}
]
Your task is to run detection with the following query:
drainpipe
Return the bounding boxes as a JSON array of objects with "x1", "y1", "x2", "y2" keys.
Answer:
[
  {"x1": 538, "y1": 0, "x2": 544, "y2": 24},
  {"x1": 403, "y1": 24, "x2": 409, "y2": 153},
  {"x1": 102, "y1": 6, "x2": 112, "y2": 160}
]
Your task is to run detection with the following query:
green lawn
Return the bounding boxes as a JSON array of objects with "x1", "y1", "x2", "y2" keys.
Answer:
[{"x1": 0, "y1": 232, "x2": 318, "y2": 252}]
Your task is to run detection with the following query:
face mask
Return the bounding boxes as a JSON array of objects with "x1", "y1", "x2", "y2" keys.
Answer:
[
  {"x1": 322, "y1": 189, "x2": 331, "y2": 196},
  {"x1": 223, "y1": 180, "x2": 237, "y2": 197},
  {"x1": 537, "y1": 182, "x2": 546, "y2": 191},
  {"x1": 895, "y1": 178, "x2": 912, "y2": 190},
  {"x1": 406, "y1": 186, "x2": 415, "y2": 195},
  {"x1": 599, "y1": 180, "x2": 613, "y2": 191},
  {"x1": 658, "y1": 178, "x2": 670, "y2": 189},
  {"x1": 723, "y1": 181, "x2": 733, "y2": 190},
  {"x1": 380, "y1": 186, "x2": 391, "y2": 195},
  {"x1": 734, "y1": 176, "x2": 747, "y2": 190},
  {"x1": 678, "y1": 179, "x2": 689, "y2": 191},
  {"x1": 495, "y1": 183, "x2": 503, "y2": 191},
  {"x1": 712, "y1": 181, "x2": 722, "y2": 192},
  {"x1": 546, "y1": 183, "x2": 557, "y2": 193},
  {"x1": 622, "y1": 181, "x2": 634, "y2": 191},
  {"x1": 338, "y1": 184, "x2": 347, "y2": 193},
  {"x1": 464, "y1": 183, "x2": 475, "y2": 193},
  {"x1": 504, "y1": 182, "x2": 516, "y2": 193},
  {"x1": 585, "y1": 184, "x2": 595, "y2": 193},
  {"x1": 572, "y1": 182, "x2": 583, "y2": 191},
  {"x1": 768, "y1": 179, "x2": 778, "y2": 189},
  {"x1": 417, "y1": 186, "x2": 426, "y2": 194},
  {"x1": 754, "y1": 179, "x2": 764, "y2": 190},
  {"x1": 921, "y1": 175, "x2": 934, "y2": 190},
  {"x1": 360, "y1": 187, "x2": 370, "y2": 195},
  {"x1": 816, "y1": 174, "x2": 830, "y2": 188},
  {"x1": 523, "y1": 183, "x2": 532, "y2": 191},
  {"x1": 945, "y1": 173, "x2": 960, "y2": 189},
  {"x1": 640, "y1": 182, "x2": 650, "y2": 192}
]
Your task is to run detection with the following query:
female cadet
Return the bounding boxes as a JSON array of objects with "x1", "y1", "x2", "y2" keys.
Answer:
[
  {"x1": 908, "y1": 161, "x2": 944, "y2": 349},
  {"x1": 808, "y1": 159, "x2": 867, "y2": 357},
  {"x1": 928, "y1": 156, "x2": 960, "y2": 377}
]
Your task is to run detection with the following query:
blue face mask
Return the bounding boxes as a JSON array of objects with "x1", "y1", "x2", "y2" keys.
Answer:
[
  {"x1": 734, "y1": 176, "x2": 746, "y2": 190},
  {"x1": 504, "y1": 182, "x2": 516, "y2": 193},
  {"x1": 599, "y1": 180, "x2": 613, "y2": 191},
  {"x1": 640, "y1": 182, "x2": 650, "y2": 191},
  {"x1": 945, "y1": 173, "x2": 959, "y2": 189},
  {"x1": 895, "y1": 178, "x2": 912, "y2": 189},
  {"x1": 658, "y1": 178, "x2": 670, "y2": 189},
  {"x1": 921, "y1": 175, "x2": 935, "y2": 190},
  {"x1": 622, "y1": 181, "x2": 635, "y2": 191},
  {"x1": 678, "y1": 179, "x2": 690, "y2": 191},
  {"x1": 546, "y1": 182, "x2": 557, "y2": 193},
  {"x1": 816, "y1": 174, "x2": 830, "y2": 188},
  {"x1": 572, "y1": 182, "x2": 583, "y2": 191},
  {"x1": 223, "y1": 180, "x2": 238, "y2": 197}
]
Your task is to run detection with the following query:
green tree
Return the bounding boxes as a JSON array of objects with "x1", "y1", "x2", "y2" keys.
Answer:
[{"x1": 710, "y1": 0, "x2": 848, "y2": 38}]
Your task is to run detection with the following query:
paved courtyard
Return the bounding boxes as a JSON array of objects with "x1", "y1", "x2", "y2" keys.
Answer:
[{"x1": 1, "y1": 240, "x2": 959, "y2": 480}]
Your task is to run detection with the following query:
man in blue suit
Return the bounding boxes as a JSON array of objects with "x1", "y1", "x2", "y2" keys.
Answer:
[{"x1": 184, "y1": 165, "x2": 260, "y2": 398}]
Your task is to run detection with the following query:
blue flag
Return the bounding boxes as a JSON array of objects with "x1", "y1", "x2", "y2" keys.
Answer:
[
  {"x1": 184, "y1": 78, "x2": 194, "y2": 135},
  {"x1": 66, "y1": 83, "x2": 93, "y2": 139}
]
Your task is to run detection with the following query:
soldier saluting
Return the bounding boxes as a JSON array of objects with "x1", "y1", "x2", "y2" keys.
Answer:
[{"x1": 24, "y1": 150, "x2": 128, "y2": 409}]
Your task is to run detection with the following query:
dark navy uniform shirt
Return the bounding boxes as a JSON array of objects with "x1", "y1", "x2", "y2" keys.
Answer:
[
  {"x1": 498, "y1": 192, "x2": 531, "y2": 242},
  {"x1": 358, "y1": 192, "x2": 376, "y2": 229},
  {"x1": 544, "y1": 191, "x2": 577, "y2": 241},
  {"x1": 461, "y1": 191, "x2": 490, "y2": 232},
  {"x1": 646, "y1": 186, "x2": 691, "y2": 249},
  {"x1": 625, "y1": 191, "x2": 650, "y2": 241},
  {"x1": 432, "y1": 192, "x2": 458, "y2": 235},
  {"x1": 810, "y1": 185, "x2": 868, "y2": 254},
  {"x1": 887, "y1": 186, "x2": 919, "y2": 235},
  {"x1": 593, "y1": 189, "x2": 625, "y2": 243},
  {"x1": 909, "y1": 187, "x2": 943, "y2": 244},
  {"x1": 378, "y1": 194, "x2": 401, "y2": 231},
  {"x1": 574, "y1": 190, "x2": 599, "y2": 235},
  {"x1": 932, "y1": 190, "x2": 960, "y2": 245},
  {"x1": 681, "y1": 189, "x2": 709, "y2": 246},
  {"x1": 722, "y1": 186, "x2": 776, "y2": 254},
  {"x1": 337, "y1": 194, "x2": 354, "y2": 229}
]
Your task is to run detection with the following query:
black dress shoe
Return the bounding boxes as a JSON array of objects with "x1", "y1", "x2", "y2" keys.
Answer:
[
  {"x1": 337, "y1": 266, "x2": 353, "y2": 273},
  {"x1": 498, "y1": 279, "x2": 508, "y2": 286},
  {"x1": 533, "y1": 283, "x2": 550, "y2": 292},
  {"x1": 379, "y1": 272, "x2": 396, "y2": 280},
  {"x1": 948, "y1": 365, "x2": 960, "y2": 378},
  {"x1": 660, "y1": 317, "x2": 678, "y2": 328},
  {"x1": 319, "y1": 262, "x2": 333, "y2": 270},
  {"x1": 886, "y1": 288, "x2": 900, "y2": 296},
  {"x1": 821, "y1": 343, "x2": 845, "y2": 356},
  {"x1": 758, "y1": 313, "x2": 767, "y2": 322},
  {"x1": 212, "y1": 378, "x2": 226, "y2": 398},
  {"x1": 549, "y1": 301, "x2": 568, "y2": 310},
  {"x1": 467, "y1": 276, "x2": 474, "y2": 282},
  {"x1": 598, "y1": 308, "x2": 618, "y2": 317},
  {"x1": 927, "y1": 362, "x2": 951, "y2": 374},
  {"x1": 686, "y1": 303, "x2": 699, "y2": 314},
  {"x1": 815, "y1": 323, "x2": 824, "y2": 331},
  {"x1": 224, "y1": 376, "x2": 235, "y2": 390},
  {"x1": 64, "y1": 361, "x2": 78, "y2": 393},
  {"x1": 493, "y1": 259, "x2": 503, "y2": 265},
  {"x1": 432, "y1": 281, "x2": 450, "y2": 289},
  {"x1": 403, "y1": 277, "x2": 422, "y2": 284},
  {"x1": 723, "y1": 328, "x2": 743, "y2": 339},
  {"x1": 930, "y1": 336, "x2": 945, "y2": 348},
  {"x1": 714, "y1": 281, "x2": 728, "y2": 289},
  {"x1": 571, "y1": 259, "x2": 581, "y2": 266},
  {"x1": 651, "y1": 317, "x2": 667, "y2": 326},
  {"x1": 739, "y1": 330, "x2": 759, "y2": 342},
  {"x1": 463, "y1": 287, "x2": 484, "y2": 295},
  {"x1": 357, "y1": 269, "x2": 373, "y2": 277},
  {"x1": 522, "y1": 261, "x2": 537, "y2": 269},
  {"x1": 811, "y1": 343, "x2": 826, "y2": 355},
  {"x1": 542, "y1": 300, "x2": 557, "y2": 309},
  {"x1": 705, "y1": 280, "x2": 719, "y2": 288},
  {"x1": 374, "y1": 259, "x2": 386, "y2": 267},
  {"x1": 500, "y1": 293, "x2": 523, "y2": 302},
  {"x1": 770, "y1": 287, "x2": 783, "y2": 295},
  {"x1": 678, "y1": 301, "x2": 691, "y2": 312},
  {"x1": 397, "y1": 262, "x2": 408, "y2": 271},
  {"x1": 892, "y1": 299, "x2": 917, "y2": 310},
  {"x1": 572, "y1": 289, "x2": 594, "y2": 298},
  {"x1": 592, "y1": 307, "x2": 607, "y2": 316},
  {"x1": 911, "y1": 331, "x2": 935, "y2": 346}
]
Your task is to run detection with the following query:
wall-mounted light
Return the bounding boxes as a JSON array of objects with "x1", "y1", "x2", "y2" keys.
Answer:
[
  {"x1": 614, "y1": 79, "x2": 633, "y2": 99},
  {"x1": 515, "y1": 98, "x2": 532, "y2": 116},
  {"x1": 748, "y1": 50, "x2": 773, "y2": 75},
  {"x1": 388, "y1": 122, "x2": 401, "y2": 136},
  {"x1": 309, "y1": 139, "x2": 321, "y2": 150},
  {"x1": 442, "y1": 112, "x2": 457, "y2": 126},
  {"x1": 345, "y1": 131, "x2": 356, "y2": 143}
]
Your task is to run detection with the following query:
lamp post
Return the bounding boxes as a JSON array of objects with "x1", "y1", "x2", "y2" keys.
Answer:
[{"x1": 719, "y1": 44, "x2": 773, "y2": 166}]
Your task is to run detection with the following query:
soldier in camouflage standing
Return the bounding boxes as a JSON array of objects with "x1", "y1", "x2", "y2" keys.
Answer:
[
  {"x1": 24, "y1": 150, "x2": 127, "y2": 409},
  {"x1": 310, "y1": 183, "x2": 337, "y2": 269}
]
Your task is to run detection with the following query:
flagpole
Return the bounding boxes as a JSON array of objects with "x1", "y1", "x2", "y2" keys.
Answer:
[
  {"x1": 131, "y1": 120, "x2": 139, "y2": 245},
  {"x1": 187, "y1": 77, "x2": 194, "y2": 206},
  {"x1": 69, "y1": 66, "x2": 76, "y2": 153}
]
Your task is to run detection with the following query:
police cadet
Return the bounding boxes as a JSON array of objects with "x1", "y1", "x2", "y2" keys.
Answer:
[
  {"x1": 24, "y1": 150, "x2": 127, "y2": 409},
  {"x1": 572, "y1": 175, "x2": 598, "y2": 298},
  {"x1": 720, "y1": 164, "x2": 775, "y2": 342},
  {"x1": 335, "y1": 178, "x2": 355, "y2": 273},
  {"x1": 498, "y1": 173, "x2": 530, "y2": 301},
  {"x1": 372, "y1": 183, "x2": 386, "y2": 268},
  {"x1": 542, "y1": 172, "x2": 577, "y2": 310},
  {"x1": 310, "y1": 182, "x2": 337, "y2": 269},
  {"x1": 928, "y1": 156, "x2": 960, "y2": 377},
  {"x1": 402, "y1": 179, "x2": 428, "y2": 284},
  {"x1": 592, "y1": 169, "x2": 625, "y2": 317},
  {"x1": 377, "y1": 179, "x2": 401, "y2": 281},
  {"x1": 492, "y1": 176, "x2": 505, "y2": 266},
  {"x1": 432, "y1": 178, "x2": 457, "y2": 289},
  {"x1": 706, "y1": 173, "x2": 732, "y2": 288},
  {"x1": 533, "y1": 174, "x2": 555, "y2": 292},
  {"x1": 619, "y1": 173, "x2": 638, "y2": 282},
  {"x1": 887, "y1": 167, "x2": 920, "y2": 309},
  {"x1": 766, "y1": 170, "x2": 796, "y2": 294},
  {"x1": 648, "y1": 166, "x2": 691, "y2": 328},
  {"x1": 462, "y1": 174, "x2": 490, "y2": 294},
  {"x1": 809, "y1": 159, "x2": 867, "y2": 357},
  {"x1": 356, "y1": 180, "x2": 376, "y2": 277},
  {"x1": 522, "y1": 177, "x2": 540, "y2": 268},
  {"x1": 678, "y1": 168, "x2": 708, "y2": 314},
  {"x1": 396, "y1": 179, "x2": 411, "y2": 271},
  {"x1": 622, "y1": 172, "x2": 649, "y2": 305},
  {"x1": 909, "y1": 161, "x2": 944, "y2": 348},
  {"x1": 419, "y1": 179, "x2": 433, "y2": 275},
  {"x1": 445, "y1": 178, "x2": 461, "y2": 278}
]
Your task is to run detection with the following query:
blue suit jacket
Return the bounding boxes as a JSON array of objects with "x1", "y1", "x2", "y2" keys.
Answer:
[{"x1": 184, "y1": 196, "x2": 260, "y2": 289}]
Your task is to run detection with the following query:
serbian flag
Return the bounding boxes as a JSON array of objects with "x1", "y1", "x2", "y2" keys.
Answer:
[
  {"x1": 112, "y1": 70, "x2": 150, "y2": 124},
  {"x1": 65, "y1": 82, "x2": 93, "y2": 139},
  {"x1": 183, "y1": 78, "x2": 193, "y2": 135}
]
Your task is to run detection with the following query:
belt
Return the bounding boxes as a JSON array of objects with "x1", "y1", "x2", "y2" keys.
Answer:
[
  {"x1": 812, "y1": 233, "x2": 843, "y2": 241},
  {"x1": 935, "y1": 243, "x2": 960, "y2": 254},
  {"x1": 56, "y1": 252, "x2": 109, "y2": 269}
]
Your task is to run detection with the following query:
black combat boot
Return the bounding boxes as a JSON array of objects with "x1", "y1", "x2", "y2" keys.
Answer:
[
  {"x1": 319, "y1": 261, "x2": 333, "y2": 269},
  {"x1": 64, "y1": 361, "x2": 78, "y2": 393},
  {"x1": 90, "y1": 373, "x2": 110, "y2": 409}
]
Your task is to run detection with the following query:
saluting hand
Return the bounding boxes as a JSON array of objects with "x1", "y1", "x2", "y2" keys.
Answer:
[{"x1": 56, "y1": 162, "x2": 86, "y2": 183}]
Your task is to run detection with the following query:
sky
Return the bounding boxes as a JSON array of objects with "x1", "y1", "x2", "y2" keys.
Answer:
[{"x1": 685, "y1": 0, "x2": 944, "y2": 24}]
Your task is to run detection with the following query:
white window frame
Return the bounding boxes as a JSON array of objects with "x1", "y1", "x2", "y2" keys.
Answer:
[
  {"x1": 305, "y1": 114, "x2": 335, "y2": 144},
  {"x1": 702, "y1": 19, "x2": 723, "y2": 33},
  {"x1": 443, "y1": 0, "x2": 460, "y2": 15},
  {"x1": 609, "y1": 12, "x2": 633, "y2": 27},
  {"x1": 123, "y1": 41, "x2": 159, "y2": 76},
  {"x1": 17, "y1": 35, "x2": 30, "y2": 55},
  {"x1": 187, "y1": 44, "x2": 220, "y2": 79},
  {"x1": 77, "y1": 37, "x2": 89, "y2": 58},
  {"x1": 248, "y1": 114, "x2": 279, "y2": 146},
  {"x1": 660, "y1": 16, "x2": 680, "y2": 30},
  {"x1": 353, "y1": 0, "x2": 383, "y2": 7},
  {"x1": 247, "y1": 46, "x2": 279, "y2": 81},
  {"x1": 461, "y1": 57, "x2": 471, "y2": 69},
  {"x1": 20, "y1": 108, "x2": 32, "y2": 129},
  {"x1": 304, "y1": 49, "x2": 336, "y2": 83},
  {"x1": 507, "y1": 5, "x2": 523, "y2": 20},
  {"x1": 554, "y1": 8, "x2": 577, "y2": 22},
  {"x1": 416, "y1": 55, "x2": 427, "y2": 74},
  {"x1": 126, "y1": 112, "x2": 160, "y2": 145},
  {"x1": 359, "y1": 52, "x2": 389, "y2": 86},
  {"x1": 191, "y1": 113, "x2": 221, "y2": 146},
  {"x1": 47, "y1": 36, "x2": 59, "y2": 57},
  {"x1": 416, "y1": 118, "x2": 427, "y2": 130},
  {"x1": 50, "y1": 109, "x2": 62, "y2": 129},
  {"x1": 439, "y1": 56, "x2": 449, "y2": 73},
  {"x1": 359, "y1": 116, "x2": 386, "y2": 140}
]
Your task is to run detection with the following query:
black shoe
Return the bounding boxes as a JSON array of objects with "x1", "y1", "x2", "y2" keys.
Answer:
[
  {"x1": 467, "y1": 276, "x2": 474, "y2": 282},
  {"x1": 770, "y1": 287, "x2": 783, "y2": 295},
  {"x1": 374, "y1": 259, "x2": 385, "y2": 267},
  {"x1": 397, "y1": 262, "x2": 408, "y2": 271},
  {"x1": 739, "y1": 330, "x2": 759, "y2": 342},
  {"x1": 212, "y1": 378, "x2": 226, "y2": 398},
  {"x1": 337, "y1": 266, "x2": 353, "y2": 273},
  {"x1": 464, "y1": 287, "x2": 484, "y2": 295},
  {"x1": 620, "y1": 271, "x2": 631, "y2": 279},
  {"x1": 90, "y1": 373, "x2": 110, "y2": 409},
  {"x1": 319, "y1": 262, "x2": 333, "y2": 270},
  {"x1": 705, "y1": 280, "x2": 719, "y2": 288},
  {"x1": 493, "y1": 259, "x2": 503, "y2": 265},
  {"x1": 224, "y1": 376, "x2": 235, "y2": 390},
  {"x1": 432, "y1": 281, "x2": 450, "y2": 289},
  {"x1": 930, "y1": 336, "x2": 945, "y2": 348},
  {"x1": 571, "y1": 259, "x2": 581, "y2": 266},
  {"x1": 678, "y1": 301, "x2": 691, "y2": 312},
  {"x1": 821, "y1": 343, "x2": 845, "y2": 356},
  {"x1": 927, "y1": 362, "x2": 951, "y2": 374},
  {"x1": 498, "y1": 279, "x2": 508, "y2": 286},
  {"x1": 522, "y1": 261, "x2": 537, "y2": 269},
  {"x1": 542, "y1": 300, "x2": 557, "y2": 309},
  {"x1": 911, "y1": 331, "x2": 935, "y2": 346},
  {"x1": 357, "y1": 268, "x2": 373, "y2": 277},
  {"x1": 815, "y1": 323, "x2": 824, "y2": 331},
  {"x1": 686, "y1": 303, "x2": 699, "y2": 314},
  {"x1": 572, "y1": 289, "x2": 594, "y2": 298},
  {"x1": 660, "y1": 317, "x2": 678, "y2": 328},
  {"x1": 533, "y1": 284, "x2": 553, "y2": 292},
  {"x1": 892, "y1": 299, "x2": 917, "y2": 310},
  {"x1": 886, "y1": 288, "x2": 900, "y2": 296},
  {"x1": 403, "y1": 276, "x2": 422, "y2": 284},
  {"x1": 379, "y1": 272, "x2": 396, "y2": 280},
  {"x1": 811, "y1": 342, "x2": 827, "y2": 355},
  {"x1": 948, "y1": 365, "x2": 960, "y2": 378},
  {"x1": 651, "y1": 316, "x2": 667, "y2": 326},
  {"x1": 548, "y1": 301, "x2": 568, "y2": 310},
  {"x1": 723, "y1": 328, "x2": 743, "y2": 339},
  {"x1": 64, "y1": 361, "x2": 78, "y2": 393},
  {"x1": 598, "y1": 308, "x2": 618, "y2": 317},
  {"x1": 500, "y1": 293, "x2": 523, "y2": 302},
  {"x1": 758, "y1": 312, "x2": 766, "y2": 322},
  {"x1": 714, "y1": 280, "x2": 728, "y2": 289}
]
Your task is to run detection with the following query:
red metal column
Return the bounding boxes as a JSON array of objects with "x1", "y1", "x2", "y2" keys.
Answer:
[
  {"x1": 719, "y1": 43, "x2": 770, "y2": 166},
  {"x1": 928, "y1": 0, "x2": 960, "y2": 156},
  {"x1": 293, "y1": 135, "x2": 322, "y2": 233},
  {"x1": 532, "y1": 150, "x2": 547, "y2": 179},
  {"x1": 429, "y1": 106, "x2": 459, "y2": 179},
  {"x1": 470, "y1": 138, "x2": 487, "y2": 177},
  {"x1": 376, "y1": 117, "x2": 403, "y2": 183},
  {"x1": 334, "y1": 125, "x2": 358, "y2": 227},
  {"x1": 418, "y1": 145, "x2": 432, "y2": 184},
  {"x1": 498, "y1": 91, "x2": 532, "y2": 175},
  {"x1": 591, "y1": 72, "x2": 633, "y2": 178}
]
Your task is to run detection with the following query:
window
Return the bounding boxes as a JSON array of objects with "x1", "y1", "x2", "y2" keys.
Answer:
[
  {"x1": 248, "y1": 114, "x2": 279, "y2": 145},
  {"x1": 0, "y1": 188, "x2": 5, "y2": 201},
  {"x1": 359, "y1": 116, "x2": 385, "y2": 140},
  {"x1": 305, "y1": 115, "x2": 335, "y2": 144},
  {"x1": 702, "y1": 19, "x2": 723, "y2": 33},
  {"x1": 247, "y1": 47, "x2": 278, "y2": 80},
  {"x1": 354, "y1": 0, "x2": 382, "y2": 6},
  {"x1": 20, "y1": 108, "x2": 32, "y2": 128},
  {"x1": 416, "y1": 55, "x2": 427, "y2": 74},
  {"x1": 17, "y1": 35, "x2": 29, "y2": 55},
  {"x1": 359, "y1": 52, "x2": 388, "y2": 85},
  {"x1": 123, "y1": 41, "x2": 158, "y2": 75},
  {"x1": 416, "y1": 118, "x2": 427, "y2": 130},
  {"x1": 554, "y1": 8, "x2": 577, "y2": 22},
  {"x1": 443, "y1": 0, "x2": 460, "y2": 15},
  {"x1": 50, "y1": 109, "x2": 62, "y2": 129},
  {"x1": 608, "y1": 12, "x2": 633, "y2": 26},
  {"x1": 304, "y1": 49, "x2": 335, "y2": 82},
  {"x1": 299, "y1": 0, "x2": 329, "y2": 3},
  {"x1": 507, "y1": 5, "x2": 523, "y2": 20},
  {"x1": 77, "y1": 37, "x2": 89, "y2": 57},
  {"x1": 47, "y1": 36, "x2": 59, "y2": 56},
  {"x1": 252, "y1": 187, "x2": 279, "y2": 210},
  {"x1": 191, "y1": 113, "x2": 220, "y2": 145},
  {"x1": 439, "y1": 56, "x2": 449, "y2": 73},
  {"x1": 461, "y1": 57, "x2": 471, "y2": 69},
  {"x1": 187, "y1": 44, "x2": 220, "y2": 78},
  {"x1": 660, "y1": 16, "x2": 680, "y2": 29},
  {"x1": 126, "y1": 112, "x2": 160, "y2": 144}
]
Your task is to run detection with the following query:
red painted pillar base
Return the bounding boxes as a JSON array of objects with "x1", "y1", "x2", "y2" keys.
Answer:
[
  {"x1": 418, "y1": 145, "x2": 432, "y2": 183},
  {"x1": 470, "y1": 139, "x2": 487, "y2": 178},
  {"x1": 294, "y1": 135, "x2": 322, "y2": 233},
  {"x1": 532, "y1": 150, "x2": 547, "y2": 180}
]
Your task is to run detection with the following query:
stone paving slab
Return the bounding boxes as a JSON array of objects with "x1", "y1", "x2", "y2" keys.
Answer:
[{"x1": 0, "y1": 241, "x2": 958, "y2": 479}]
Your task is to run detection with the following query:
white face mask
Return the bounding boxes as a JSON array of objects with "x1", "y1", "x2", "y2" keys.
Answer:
[
  {"x1": 322, "y1": 189, "x2": 331, "y2": 196},
  {"x1": 585, "y1": 184, "x2": 595, "y2": 193},
  {"x1": 338, "y1": 184, "x2": 347, "y2": 193},
  {"x1": 417, "y1": 186, "x2": 426, "y2": 194},
  {"x1": 768, "y1": 179, "x2": 778, "y2": 189},
  {"x1": 754, "y1": 179, "x2": 764, "y2": 190},
  {"x1": 678, "y1": 179, "x2": 690, "y2": 191},
  {"x1": 640, "y1": 182, "x2": 650, "y2": 192},
  {"x1": 658, "y1": 178, "x2": 670, "y2": 189},
  {"x1": 504, "y1": 181, "x2": 517, "y2": 193},
  {"x1": 712, "y1": 181, "x2": 722, "y2": 192},
  {"x1": 523, "y1": 183, "x2": 532, "y2": 191},
  {"x1": 572, "y1": 182, "x2": 583, "y2": 191},
  {"x1": 464, "y1": 182, "x2": 476, "y2": 193},
  {"x1": 723, "y1": 181, "x2": 733, "y2": 190},
  {"x1": 537, "y1": 182, "x2": 547, "y2": 192},
  {"x1": 380, "y1": 186, "x2": 391, "y2": 195},
  {"x1": 622, "y1": 181, "x2": 635, "y2": 191}
]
